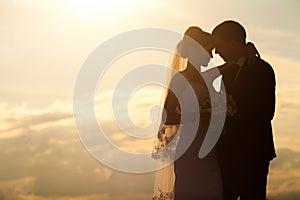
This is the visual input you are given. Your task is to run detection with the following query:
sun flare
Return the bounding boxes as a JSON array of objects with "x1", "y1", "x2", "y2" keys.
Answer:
[{"x1": 65, "y1": 0, "x2": 145, "y2": 18}]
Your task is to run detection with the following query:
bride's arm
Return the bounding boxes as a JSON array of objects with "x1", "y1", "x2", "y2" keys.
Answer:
[
  {"x1": 162, "y1": 74, "x2": 183, "y2": 125},
  {"x1": 216, "y1": 42, "x2": 260, "y2": 73},
  {"x1": 202, "y1": 42, "x2": 260, "y2": 82},
  {"x1": 201, "y1": 61, "x2": 235, "y2": 84}
]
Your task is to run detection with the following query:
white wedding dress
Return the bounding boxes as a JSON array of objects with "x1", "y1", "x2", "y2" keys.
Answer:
[{"x1": 152, "y1": 65, "x2": 223, "y2": 200}]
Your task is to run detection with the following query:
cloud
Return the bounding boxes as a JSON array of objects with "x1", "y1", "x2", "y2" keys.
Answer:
[
  {"x1": 278, "y1": 101, "x2": 300, "y2": 114},
  {"x1": 0, "y1": 176, "x2": 35, "y2": 200},
  {"x1": 271, "y1": 148, "x2": 300, "y2": 171},
  {"x1": 0, "y1": 124, "x2": 155, "y2": 199},
  {"x1": 0, "y1": 101, "x2": 300, "y2": 199},
  {"x1": 4, "y1": 111, "x2": 72, "y2": 132},
  {"x1": 268, "y1": 148, "x2": 300, "y2": 198},
  {"x1": 269, "y1": 191, "x2": 300, "y2": 200},
  {"x1": 0, "y1": 102, "x2": 155, "y2": 199}
]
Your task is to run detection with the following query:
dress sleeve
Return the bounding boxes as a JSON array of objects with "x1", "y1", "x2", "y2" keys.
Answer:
[{"x1": 201, "y1": 68, "x2": 221, "y2": 85}]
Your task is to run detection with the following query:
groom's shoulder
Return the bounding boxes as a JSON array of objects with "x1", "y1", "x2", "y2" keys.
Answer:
[
  {"x1": 254, "y1": 57, "x2": 275, "y2": 76},
  {"x1": 255, "y1": 57, "x2": 273, "y2": 68}
]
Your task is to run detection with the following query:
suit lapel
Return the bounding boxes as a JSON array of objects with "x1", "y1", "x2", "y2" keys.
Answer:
[{"x1": 222, "y1": 64, "x2": 240, "y2": 94}]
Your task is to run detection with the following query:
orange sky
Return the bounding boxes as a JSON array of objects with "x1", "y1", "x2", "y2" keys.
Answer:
[{"x1": 1, "y1": 0, "x2": 300, "y2": 199}]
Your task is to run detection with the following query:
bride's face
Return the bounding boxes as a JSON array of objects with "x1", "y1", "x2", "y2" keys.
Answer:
[
  {"x1": 187, "y1": 44, "x2": 212, "y2": 68},
  {"x1": 182, "y1": 36, "x2": 213, "y2": 68},
  {"x1": 202, "y1": 44, "x2": 214, "y2": 67}
]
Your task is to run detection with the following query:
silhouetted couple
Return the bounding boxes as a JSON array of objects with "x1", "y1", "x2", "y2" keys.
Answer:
[{"x1": 154, "y1": 20, "x2": 276, "y2": 200}]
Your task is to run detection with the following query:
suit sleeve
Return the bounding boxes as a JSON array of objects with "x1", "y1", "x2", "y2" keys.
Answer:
[
  {"x1": 260, "y1": 63, "x2": 276, "y2": 121},
  {"x1": 238, "y1": 61, "x2": 276, "y2": 124},
  {"x1": 253, "y1": 62, "x2": 276, "y2": 122}
]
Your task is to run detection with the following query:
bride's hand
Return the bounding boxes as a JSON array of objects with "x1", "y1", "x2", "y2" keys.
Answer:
[{"x1": 246, "y1": 42, "x2": 260, "y2": 64}]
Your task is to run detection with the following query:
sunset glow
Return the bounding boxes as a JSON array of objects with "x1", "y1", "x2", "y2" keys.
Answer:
[{"x1": 1, "y1": 0, "x2": 299, "y2": 199}]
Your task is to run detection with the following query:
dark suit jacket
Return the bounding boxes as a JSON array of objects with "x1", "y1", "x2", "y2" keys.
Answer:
[{"x1": 219, "y1": 57, "x2": 276, "y2": 163}]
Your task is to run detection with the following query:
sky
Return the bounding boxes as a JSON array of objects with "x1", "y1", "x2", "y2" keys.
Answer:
[{"x1": 1, "y1": 0, "x2": 300, "y2": 199}]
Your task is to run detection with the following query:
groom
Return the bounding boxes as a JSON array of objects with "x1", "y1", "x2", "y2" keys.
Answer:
[{"x1": 212, "y1": 20, "x2": 276, "y2": 200}]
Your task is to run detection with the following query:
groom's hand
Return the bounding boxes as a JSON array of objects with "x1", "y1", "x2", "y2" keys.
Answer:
[{"x1": 246, "y1": 42, "x2": 260, "y2": 64}]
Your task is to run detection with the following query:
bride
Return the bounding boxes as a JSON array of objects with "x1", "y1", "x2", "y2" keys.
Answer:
[{"x1": 152, "y1": 26, "x2": 259, "y2": 200}]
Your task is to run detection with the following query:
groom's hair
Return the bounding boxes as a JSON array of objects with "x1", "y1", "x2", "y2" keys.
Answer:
[{"x1": 212, "y1": 20, "x2": 246, "y2": 44}]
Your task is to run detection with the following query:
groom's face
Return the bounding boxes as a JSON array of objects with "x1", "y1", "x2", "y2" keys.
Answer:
[{"x1": 214, "y1": 37, "x2": 236, "y2": 62}]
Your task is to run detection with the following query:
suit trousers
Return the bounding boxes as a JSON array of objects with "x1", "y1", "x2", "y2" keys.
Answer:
[{"x1": 221, "y1": 158, "x2": 270, "y2": 200}]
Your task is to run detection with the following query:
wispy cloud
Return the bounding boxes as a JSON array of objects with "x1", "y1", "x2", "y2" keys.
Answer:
[
  {"x1": 0, "y1": 100, "x2": 155, "y2": 199},
  {"x1": 0, "y1": 98, "x2": 300, "y2": 199},
  {"x1": 268, "y1": 148, "x2": 300, "y2": 199}
]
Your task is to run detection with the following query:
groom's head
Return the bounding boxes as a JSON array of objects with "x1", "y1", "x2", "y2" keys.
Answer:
[{"x1": 212, "y1": 20, "x2": 246, "y2": 62}]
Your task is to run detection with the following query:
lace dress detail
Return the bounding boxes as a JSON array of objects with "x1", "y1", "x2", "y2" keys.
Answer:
[
  {"x1": 152, "y1": 187, "x2": 174, "y2": 200},
  {"x1": 152, "y1": 125, "x2": 179, "y2": 162},
  {"x1": 152, "y1": 124, "x2": 179, "y2": 200}
]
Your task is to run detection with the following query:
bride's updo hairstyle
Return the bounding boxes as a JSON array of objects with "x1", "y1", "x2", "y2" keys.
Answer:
[
  {"x1": 180, "y1": 26, "x2": 213, "y2": 58},
  {"x1": 171, "y1": 26, "x2": 213, "y2": 72}
]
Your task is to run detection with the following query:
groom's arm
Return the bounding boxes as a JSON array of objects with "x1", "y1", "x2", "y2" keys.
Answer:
[
  {"x1": 240, "y1": 59, "x2": 276, "y2": 123},
  {"x1": 202, "y1": 62, "x2": 235, "y2": 86},
  {"x1": 248, "y1": 60, "x2": 276, "y2": 122},
  {"x1": 257, "y1": 61, "x2": 276, "y2": 122}
]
